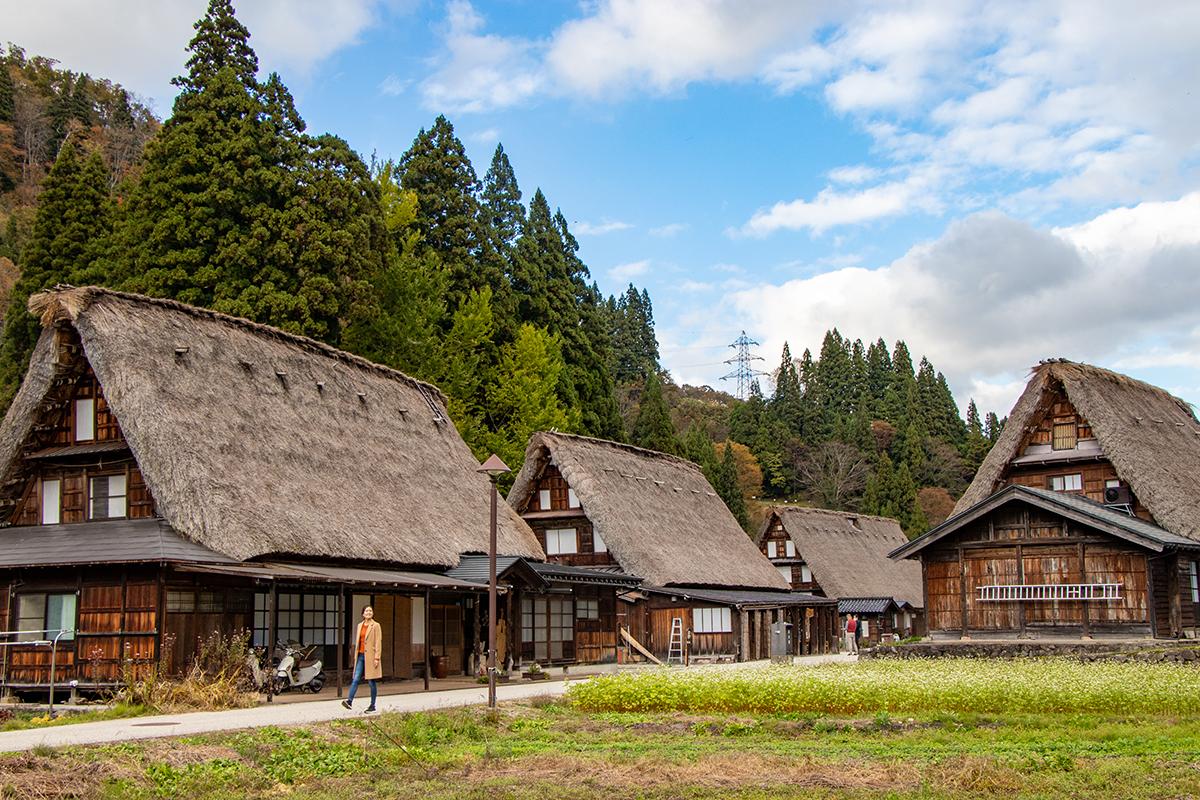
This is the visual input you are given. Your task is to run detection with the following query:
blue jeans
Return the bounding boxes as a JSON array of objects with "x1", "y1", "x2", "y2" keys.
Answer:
[{"x1": 346, "y1": 654, "x2": 377, "y2": 707}]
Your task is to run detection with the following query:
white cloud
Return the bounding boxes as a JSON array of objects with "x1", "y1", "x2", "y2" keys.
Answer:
[
  {"x1": 722, "y1": 193, "x2": 1200, "y2": 414},
  {"x1": 574, "y1": 219, "x2": 634, "y2": 236},
  {"x1": 420, "y1": 1, "x2": 544, "y2": 113},
  {"x1": 468, "y1": 127, "x2": 500, "y2": 145},
  {"x1": 827, "y1": 165, "x2": 880, "y2": 185},
  {"x1": 649, "y1": 222, "x2": 689, "y2": 237},
  {"x1": 378, "y1": 74, "x2": 410, "y2": 96},
  {"x1": 610, "y1": 259, "x2": 651, "y2": 280},
  {"x1": 0, "y1": 0, "x2": 394, "y2": 111},
  {"x1": 738, "y1": 167, "x2": 945, "y2": 236},
  {"x1": 544, "y1": 1, "x2": 821, "y2": 98}
]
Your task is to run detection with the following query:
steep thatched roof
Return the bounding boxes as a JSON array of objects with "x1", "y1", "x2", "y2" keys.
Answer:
[
  {"x1": 0, "y1": 286, "x2": 544, "y2": 566},
  {"x1": 954, "y1": 360, "x2": 1200, "y2": 541},
  {"x1": 508, "y1": 432, "x2": 789, "y2": 590},
  {"x1": 757, "y1": 507, "x2": 923, "y2": 607}
]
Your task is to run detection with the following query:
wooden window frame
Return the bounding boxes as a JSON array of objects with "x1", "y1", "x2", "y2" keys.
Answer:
[
  {"x1": 1049, "y1": 473, "x2": 1083, "y2": 492},
  {"x1": 545, "y1": 528, "x2": 578, "y2": 555},
  {"x1": 41, "y1": 478, "x2": 62, "y2": 525},
  {"x1": 74, "y1": 398, "x2": 96, "y2": 443},
  {"x1": 88, "y1": 472, "x2": 128, "y2": 520},
  {"x1": 16, "y1": 592, "x2": 76, "y2": 642},
  {"x1": 1052, "y1": 422, "x2": 1077, "y2": 451},
  {"x1": 692, "y1": 607, "x2": 732, "y2": 634}
]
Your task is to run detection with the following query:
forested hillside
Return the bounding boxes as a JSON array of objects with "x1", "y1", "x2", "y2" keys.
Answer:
[
  {"x1": 0, "y1": 0, "x2": 997, "y2": 521},
  {"x1": 0, "y1": 1, "x2": 659, "y2": 485},
  {"x1": 623, "y1": 334, "x2": 1003, "y2": 538}
]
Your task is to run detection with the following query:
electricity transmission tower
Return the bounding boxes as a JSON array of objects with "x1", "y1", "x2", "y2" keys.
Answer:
[{"x1": 720, "y1": 331, "x2": 767, "y2": 400}]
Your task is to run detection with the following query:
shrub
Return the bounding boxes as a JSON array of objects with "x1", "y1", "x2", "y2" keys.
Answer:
[{"x1": 112, "y1": 630, "x2": 258, "y2": 712}]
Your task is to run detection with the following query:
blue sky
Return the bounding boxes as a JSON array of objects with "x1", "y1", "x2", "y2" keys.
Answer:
[{"x1": 7, "y1": 1, "x2": 1200, "y2": 418}]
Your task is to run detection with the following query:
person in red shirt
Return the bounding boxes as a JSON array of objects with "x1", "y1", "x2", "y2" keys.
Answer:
[
  {"x1": 342, "y1": 606, "x2": 383, "y2": 713},
  {"x1": 845, "y1": 614, "x2": 859, "y2": 654}
]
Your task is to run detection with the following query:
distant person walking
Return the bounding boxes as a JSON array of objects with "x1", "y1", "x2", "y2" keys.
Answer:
[
  {"x1": 343, "y1": 606, "x2": 382, "y2": 713},
  {"x1": 845, "y1": 614, "x2": 859, "y2": 654}
]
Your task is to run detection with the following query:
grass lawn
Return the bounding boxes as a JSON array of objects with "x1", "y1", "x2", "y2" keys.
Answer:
[
  {"x1": 0, "y1": 703, "x2": 151, "y2": 733},
  {"x1": 2, "y1": 660, "x2": 1199, "y2": 799}
]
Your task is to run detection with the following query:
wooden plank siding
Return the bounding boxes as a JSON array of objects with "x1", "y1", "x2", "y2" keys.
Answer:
[{"x1": 921, "y1": 501, "x2": 1161, "y2": 637}]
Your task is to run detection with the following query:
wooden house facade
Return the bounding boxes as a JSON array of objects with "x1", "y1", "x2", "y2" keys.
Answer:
[
  {"x1": 755, "y1": 507, "x2": 925, "y2": 644},
  {"x1": 892, "y1": 361, "x2": 1200, "y2": 639},
  {"x1": 508, "y1": 432, "x2": 838, "y2": 662},
  {"x1": 0, "y1": 287, "x2": 548, "y2": 693}
]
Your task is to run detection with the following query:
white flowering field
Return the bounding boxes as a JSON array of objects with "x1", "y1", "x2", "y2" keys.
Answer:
[{"x1": 568, "y1": 658, "x2": 1200, "y2": 715}]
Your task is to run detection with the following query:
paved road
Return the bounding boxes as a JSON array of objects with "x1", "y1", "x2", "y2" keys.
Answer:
[
  {"x1": 0, "y1": 654, "x2": 854, "y2": 753},
  {"x1": 0, "y1": 680, "x2": 570, "y2": 753}
]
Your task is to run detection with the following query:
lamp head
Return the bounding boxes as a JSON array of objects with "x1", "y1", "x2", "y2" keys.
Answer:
[{"x1": 477, "y1": 453, "x2": 511, "y2": 477}]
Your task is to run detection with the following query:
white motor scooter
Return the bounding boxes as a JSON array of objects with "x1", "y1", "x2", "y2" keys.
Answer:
[{"x1": 273, "y1": 642, "x2": 326, "y2": 694}]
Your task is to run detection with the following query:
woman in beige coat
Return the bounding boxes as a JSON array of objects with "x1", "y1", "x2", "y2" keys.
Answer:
[{"x1": 342, "y1": 606, "x2": 382, "y2": 713}]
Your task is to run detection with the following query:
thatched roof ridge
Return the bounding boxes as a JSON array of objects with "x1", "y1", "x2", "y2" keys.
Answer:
[
  {"x1": 508, "y1": 431, "x2": 789, "y2": 590},
  {"x1": 954, "y1": 359, "x2": 1200, "y2": 541},
  {"x1": 1, "y1": 286, "x2": 544, "y2": 565},
  {"x1": 758, "y1": 506, "x2": 923, "y2": 607},
  {"x1": 29, "y1": 286, "x2": 447, "y2": 402}
]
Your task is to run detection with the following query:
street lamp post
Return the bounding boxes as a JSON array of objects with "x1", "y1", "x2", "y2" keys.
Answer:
[{"x1": 477, "y1": 453, "x2": 511, "y2": 708}]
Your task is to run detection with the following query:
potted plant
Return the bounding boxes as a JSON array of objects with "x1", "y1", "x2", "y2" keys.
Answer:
[
  {"x1": 495, "y1": 669, "x2": 512, "y2": 684},
  {"x1": 521, "y1": 662, "x2": 548, "y2": 681}
]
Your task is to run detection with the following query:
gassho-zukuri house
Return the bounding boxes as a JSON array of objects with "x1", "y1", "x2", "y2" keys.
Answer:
[
  {"x1": 891, "y1": 359, "x2": 1200, "y2": 640},
  {"x1": 508, "y1": 432, "x2": 839, "y2": 662},
  {"x1": 755, "y1": 506, "x2": 925, "y2": 644},
  {"x1": 0, "y1": 286, "x2": 641, "y2": 695}
]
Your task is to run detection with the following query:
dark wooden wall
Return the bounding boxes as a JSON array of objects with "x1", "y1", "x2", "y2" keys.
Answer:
[
  {"x1": 921, "y1": 504, "x2": 1160, "y2": 637},
  {"x1": 2, "y1": 567, "x2": 163, "y2": 687},
  {"x1": 524, "y1": 517, "x2": 615, "y2": 568},
  {"x1": 998, "y1": 390, "x2": 1151, "y2": 520},
  {"x1": 573, "y1": 586, "x2": 618, "y2": 664},
  {"x1": 757, "y1": 516, "x2": 822, "y2": 594}
]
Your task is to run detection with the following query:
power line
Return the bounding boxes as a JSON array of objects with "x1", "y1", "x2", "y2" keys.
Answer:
[{"x1": 720, "y1": 331, "x2": 768, "y2": 400}]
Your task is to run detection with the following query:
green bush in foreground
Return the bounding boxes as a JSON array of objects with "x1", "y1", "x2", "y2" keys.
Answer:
[{"x1": 568, "y1": 659, "x2": 1200, "y2": 715}]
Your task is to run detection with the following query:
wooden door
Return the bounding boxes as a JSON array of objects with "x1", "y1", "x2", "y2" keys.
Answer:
[{"x1": 374, "y1": 595, "x2": 395, "y2": 677}]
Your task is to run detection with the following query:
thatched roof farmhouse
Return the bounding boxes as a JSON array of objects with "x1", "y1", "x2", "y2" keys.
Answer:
[
  {"x1": 508, "y1": 431, "x2": 788, "y2": 590},
  {"x1": 756, "y1": 506, "x2": 923, "y2": 607},
  {"x1": 1, "y1": 286, "x2": 543, "y2": 567},
  {"x1": 891, "y1": 359, "x2": 1200, "y2": 640}
]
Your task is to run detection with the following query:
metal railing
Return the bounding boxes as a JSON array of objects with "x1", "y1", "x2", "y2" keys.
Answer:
[
  {"x1": 976, "y1": 584, "x2": 1122, "y2": 602},
  {"x1": 0, "y1": 628, "x2": 76, "y2": 718}
]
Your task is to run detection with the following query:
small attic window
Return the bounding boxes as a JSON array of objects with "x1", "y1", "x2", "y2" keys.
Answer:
[
  {"x1": 539, "y1": 489, "x2": 552, "y2": 510},
  {"x1": 74, "y1": 398, "x2": 95, "y2": 442},
  {"x1": 1052, "y1": 422, "x2": 1077, "y2": 450},
  {"x1": 785, "y1": 540, "x2": 796, "y2": 558},
  {"x1": 567, "y1": 488, "x2": 580, "y2": 508}
]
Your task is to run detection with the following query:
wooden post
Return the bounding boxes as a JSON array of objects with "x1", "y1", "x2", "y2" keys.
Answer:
[
  {"x1": 1078, "y1": 542, "x2": 1091, "y2": 639},
  {"x1": 1145, "y1": 554, "x2": 1159, "y2": 637},
  {"x1": 738, "y1": 610, "x2": 750, "y2": 662},
  {"x1": 266, "y1": 581, "x2": 276, "y2": 703},
  {"x1": 336, "y1": 586, "x2": 344, "y2": 698},
  {"x1": 423, "y1": 589, "x2": 431, "y2": 691},
  {"x1": 154, "y1": 568, "x2": 166, "y2": 671},
  {"x1": 958, "y1": 545, "x2": 969, "y2": 640},
  {"x1": 1016, "y1": 543, "x2": 1026, "y2": 638}
]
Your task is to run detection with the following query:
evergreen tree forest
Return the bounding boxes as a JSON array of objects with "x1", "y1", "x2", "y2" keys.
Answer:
[
  {"x1": 0, "y1": 1, "x2": 659, "y2": 485},
  {"x1": 0, "y1": 1, "x2": 999, "y2": 524}
]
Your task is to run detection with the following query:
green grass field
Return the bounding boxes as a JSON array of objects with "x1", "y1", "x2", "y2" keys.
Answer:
[{"x1": 2, "y1": 659, "x2": 1199, "y2": 799}]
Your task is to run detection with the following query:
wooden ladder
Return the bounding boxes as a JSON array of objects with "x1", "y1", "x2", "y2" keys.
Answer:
[{"x1": 666, "y1": 617, "x2": 684, "y2": 665}]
